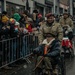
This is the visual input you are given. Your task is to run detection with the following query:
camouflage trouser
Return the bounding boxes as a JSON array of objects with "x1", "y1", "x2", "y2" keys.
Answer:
[{"x1": 36, "y1": 56, "x2": 52, "y2": 70}]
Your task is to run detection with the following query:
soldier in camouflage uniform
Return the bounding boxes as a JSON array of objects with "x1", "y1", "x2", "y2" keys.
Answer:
[
  {"x1": 59, "y1": 12, "x2": 74, "y2": 40},
  {"x1": 35, "y1": 13, "x2": 63, "y2": 75},
  {"x1": 59, "y1": 12, "x2": 74, "y2": 29},
  {"x1": 38, "y1": 13, "x2": 63, "y2": 44}
]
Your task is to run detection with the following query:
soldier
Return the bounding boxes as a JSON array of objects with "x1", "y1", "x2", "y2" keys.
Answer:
[
  {"x1": 38, "y1": 13, "x2": 63, "y2": 44},
  {"x1": 59, "y1": 12, "x2": 74, "y2": 40},
  {"x1": 59, "y1": 12, "x2": 74, "y2": 29}
]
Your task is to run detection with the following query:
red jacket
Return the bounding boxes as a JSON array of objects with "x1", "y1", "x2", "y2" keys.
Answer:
[{"x1": 26, "y1": 24, "x2": 32, "y2": 32}]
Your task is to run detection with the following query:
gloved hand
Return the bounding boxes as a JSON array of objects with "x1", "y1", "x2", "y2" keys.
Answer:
[{"x1": 33, "y1": 50, "x2": 38, "y2": 54}]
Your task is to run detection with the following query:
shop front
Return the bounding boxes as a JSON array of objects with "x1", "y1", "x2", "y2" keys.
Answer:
[
  {"x1": 0, "y1": 0, "x2": 4, "y2": 13},
  {"x1": 59, "y1": 3, "x2": 69, "y2": 14},
  {"x1": 34, "y1": 1, "x2": 45, "y2": 16},
  {"x1": 6, "y1": 2, "x2": 25, "y2": 17},
  {"x1": 45, "y1": 0, "x2": 53, "y2": 14},
  {"x1": 73, "y1": 0, "x2": 75, "y2": 18}
]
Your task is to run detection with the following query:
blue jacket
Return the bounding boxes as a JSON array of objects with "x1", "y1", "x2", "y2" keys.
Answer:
[{"x1": 33, "y1": 39, "x2": 60, "y2": 58}]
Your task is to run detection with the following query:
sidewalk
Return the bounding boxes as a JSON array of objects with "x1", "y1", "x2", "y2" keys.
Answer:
[{"x1": 0, "y1": 56, "x2": 35, "y2": 75}]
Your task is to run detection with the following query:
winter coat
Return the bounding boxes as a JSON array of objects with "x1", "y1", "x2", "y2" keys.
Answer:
[{"x1": 33, "y1": 39, "x2": 60, "y2": 58}]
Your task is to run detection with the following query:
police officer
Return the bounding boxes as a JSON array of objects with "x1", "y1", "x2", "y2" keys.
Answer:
[
  {"x1": 59, "y1": 12, "x2": 74, "y2": 29},
  {"x1": 38, "y1": 13, "x2": 63, "y2": 44}
]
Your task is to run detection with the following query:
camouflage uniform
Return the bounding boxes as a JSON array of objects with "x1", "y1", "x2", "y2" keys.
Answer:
[
  {"x1": 59, "y1": 17, "x2": 74, "y2": 29},
  {"x1": 38, "y1": 22, "x2": 63, "y2": 44}
]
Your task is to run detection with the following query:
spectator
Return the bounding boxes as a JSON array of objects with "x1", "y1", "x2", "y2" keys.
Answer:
[
  {"x1": 2, "y1": 11, "x2": 9, "y2": 24},
  {"x1": 32, "y1": 9, "x2": 39, "y2": 27},
  {"x1": 9, "y1": 18, "x2": 16, "y2": 38},
  {"x1": 1, "y1": 11, "x2": 10, "y2": 39},
  {"x1": 26, "y1": 18, "x2": 33, "y2": 33}
]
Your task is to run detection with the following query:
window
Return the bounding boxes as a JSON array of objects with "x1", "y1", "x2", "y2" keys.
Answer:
[{"x1": 6, "y1": 2, "x2": 25, "y2": 17}]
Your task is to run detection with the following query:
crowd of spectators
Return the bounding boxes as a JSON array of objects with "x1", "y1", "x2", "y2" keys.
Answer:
[
  {"x1": 0, "y1": 10, "x2": 45, "y2": 69},
  {"x1": 0, "y1": 10, "x2": 44, "y2": 41}
]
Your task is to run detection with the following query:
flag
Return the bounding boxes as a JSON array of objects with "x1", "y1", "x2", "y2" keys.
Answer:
[{"x1": 26, "y1": 0, "x2": 29, "y2": 10}]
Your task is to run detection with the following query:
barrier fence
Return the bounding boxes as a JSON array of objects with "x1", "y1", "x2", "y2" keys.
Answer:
[{"x1": 0, "y1": 34, "x2": 39, "y2": 68}]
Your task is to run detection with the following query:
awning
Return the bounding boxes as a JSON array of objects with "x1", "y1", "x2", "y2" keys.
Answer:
[
  {"x1": 45, "y1": 0, "x2": 53, "y2": 5},
  {"x1": 46, "y1": 4, "x2": 53, "y2": 7}
]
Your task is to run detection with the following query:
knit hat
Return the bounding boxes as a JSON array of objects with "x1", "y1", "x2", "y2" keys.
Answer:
[
  {"x1": 46, "y1": 13, "x2": 54, "y2": 19},
  {"x1": 38, "y1": 14, "x2": 42, "y2": 18},
  {"x1": 13, "y1": 13, "x2": 21, "y2": 22},
  {"x1": 2, "y1": 16, "x2": 9, "y2": 23}
]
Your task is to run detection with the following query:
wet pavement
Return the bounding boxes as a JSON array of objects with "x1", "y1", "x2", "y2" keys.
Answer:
[
  {"x1": 66, "y1": 58, "x2": 75, "y2": 75},
  {"x1": 1, "y1": 36, "x2": 75, "y2": 75},
  {"x1": 0, "y1": 56, "x2": 75, "y2": 75}
]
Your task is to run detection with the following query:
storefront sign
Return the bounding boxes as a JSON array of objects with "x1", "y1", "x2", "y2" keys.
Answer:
[
  {"x1": 59, "y1": 3, "x2": 69, "y2": 9},
  {"x1": 16, "y1": 6, "x2": 20, "y2": 9}
]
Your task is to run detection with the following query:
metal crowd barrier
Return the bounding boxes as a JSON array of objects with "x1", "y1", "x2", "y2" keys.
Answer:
[{"x1": 0, "y1": 34, "x2": 39, "y2": 68}]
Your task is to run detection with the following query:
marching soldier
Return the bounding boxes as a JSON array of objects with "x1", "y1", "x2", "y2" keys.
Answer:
[
  {"x1": 38, "y1": 13, "x2": 63, "y2": 44},
  {"x1": 59, "y1": 12, "x2": 74, "y2": 40},
  {"x1": 59, "y1": 12, "x2": 74, "y2": 30}
]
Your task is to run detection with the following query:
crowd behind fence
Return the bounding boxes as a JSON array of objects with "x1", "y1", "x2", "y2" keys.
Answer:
[{"x1": 0, "y1": 34, "x2": 38, "y2": 68}]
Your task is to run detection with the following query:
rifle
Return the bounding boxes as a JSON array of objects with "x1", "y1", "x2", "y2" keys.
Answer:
[{"x1": 33, "y1": 45, "x2": 51, "y2": 71}]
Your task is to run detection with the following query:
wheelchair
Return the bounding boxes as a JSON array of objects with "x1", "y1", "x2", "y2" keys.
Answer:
[
  {"x1": 33, "y1": 45, "x2": 66, "y2": 75},
  {"x1": 61, "y1": 26, "x2": 74, "y2": 58},
  {"x1": 61, "y1": 37, "x2": 74, "y2": 58}
]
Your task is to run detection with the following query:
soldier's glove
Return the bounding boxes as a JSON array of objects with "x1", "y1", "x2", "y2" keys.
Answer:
[{"x1": 33, "y1": 49, "x2": 39, "y2": 54}]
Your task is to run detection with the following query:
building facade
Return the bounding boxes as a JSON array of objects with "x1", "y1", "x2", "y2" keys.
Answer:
[
  {"x1": 0, "y1": 0, "x2": 71, "y2": 16},
  {"x1": 72, "y1": 0, "x2": 75, "y2": 22},
  {"x1": 33, "y1": 0, "x2": 45, "y2": 16},
  {"x1": 45, "y1": 0, "x2": 53, "y2": 14},
  {"x1": 3, "y1": 0, "x2": 25, "y2": 16},
  {"x1": 59, "y1": 0, "x2": 69, "y2": 14},
  {"x1": 3, "y1": 0, "x2": 34, "y2": 16},
  {"x1": 0, "y1": 0, "x2": 4, "y2": 13},
  {"x1": 33, "y1": 0, "x2": 54, "y2": 16}
]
